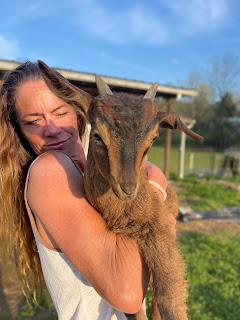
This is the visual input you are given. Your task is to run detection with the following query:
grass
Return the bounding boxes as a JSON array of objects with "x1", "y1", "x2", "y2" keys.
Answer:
[
  {"x1": 18, "y1": 288, "x2": 57, "y2": 320},
  {"x1": 177, "y1": 177, "x2": 240, "y2": 211},
  {"x1": 180, "y1": 231, "x2": 240, "y2": 320},
  {"x1": 146, "y1": 231, "x2": 240, "y2": 320}
]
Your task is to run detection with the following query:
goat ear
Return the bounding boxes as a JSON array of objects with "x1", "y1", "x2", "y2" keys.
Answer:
[
  {"x1": 143, "y1": 82, "x2": 159, "y2": 100},
  {"x1": 158, "y1": 111, "x2": 204, "y2": 141},
  {"x1": 38, "y1": 60, "x2": 92, "y2": 119},
  {"x1": 95, "y1": 76, "x2": 113, "y2": 97}
]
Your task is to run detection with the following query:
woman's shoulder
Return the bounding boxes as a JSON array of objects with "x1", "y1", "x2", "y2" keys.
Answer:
[
  {"x1": 30, "y1": 150, "x2": 75, "y2": 169},
  {"x1": 29, "y1": 151, "x2": 81, "y2": 178},
  {"x1": 27, "y1": 151, "x2": 84, "y2": 197}
]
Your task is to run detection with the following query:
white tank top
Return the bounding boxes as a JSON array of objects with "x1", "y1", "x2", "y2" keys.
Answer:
[{"x1": 24, "y1": 151, "x2": 127, "y2": 320}]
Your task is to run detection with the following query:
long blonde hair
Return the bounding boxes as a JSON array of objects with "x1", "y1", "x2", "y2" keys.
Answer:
[{"x1": 0, "y1": 61, "x2": 85, "y2": 301}]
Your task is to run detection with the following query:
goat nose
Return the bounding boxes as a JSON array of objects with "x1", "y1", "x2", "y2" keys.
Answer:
[{"x1": 120, "y1": 183, "x2": 137, "y2": 195}]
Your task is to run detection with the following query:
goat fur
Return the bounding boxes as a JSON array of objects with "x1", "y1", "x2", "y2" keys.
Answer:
[{"x1": 38, "y1": 60, "x2": 204, "y2": 320}]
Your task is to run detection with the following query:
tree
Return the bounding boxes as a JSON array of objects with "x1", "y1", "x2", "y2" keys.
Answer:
[
  {"x1": 217, "y1": 92, "x2": 237, "y2": 118},
  {"x1": 207, "y1": 54, "x2": 240, "y2": 100},
  {"x1": 207, "y1": 92, "x2": 238, "y2": 150}
]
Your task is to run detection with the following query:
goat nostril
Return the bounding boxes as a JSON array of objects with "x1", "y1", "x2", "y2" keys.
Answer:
[{"x1": 120, "y1": 183, "x2": 137, "y2": 195}]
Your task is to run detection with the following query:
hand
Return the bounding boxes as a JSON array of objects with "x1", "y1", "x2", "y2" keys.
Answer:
[{"x1": 142, "y1": 160, "x2": 177, "y2": 238}]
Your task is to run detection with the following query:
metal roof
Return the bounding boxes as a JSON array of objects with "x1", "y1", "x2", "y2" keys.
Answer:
[{"x1": 0, "y1": 59, "x2": 198, "y2": 99}]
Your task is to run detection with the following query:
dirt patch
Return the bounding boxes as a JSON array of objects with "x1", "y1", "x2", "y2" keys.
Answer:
[
  {"x1": 208, "y1": 180, "x2": 240, "y2": 190},
  {"x1": 176, "y1": 219, "x2": 240, "y2": 237}
]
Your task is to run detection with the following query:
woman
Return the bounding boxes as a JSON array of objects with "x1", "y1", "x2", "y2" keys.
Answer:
[{"x1": 0, "y1": 61, "x2": 174, "y2": 319}]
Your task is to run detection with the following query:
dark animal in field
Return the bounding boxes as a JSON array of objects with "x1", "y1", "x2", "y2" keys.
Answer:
[{"x1": 38, "y1": 60, "x2": 204, "y2": 320}]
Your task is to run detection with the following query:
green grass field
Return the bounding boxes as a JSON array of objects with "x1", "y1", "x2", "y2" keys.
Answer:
[
  {"x1": 180, "y1": 231, "x2": 240, "y2": 320},
  {"x1": 146, "y1": 230, "x2": 240, "y2": 320}
]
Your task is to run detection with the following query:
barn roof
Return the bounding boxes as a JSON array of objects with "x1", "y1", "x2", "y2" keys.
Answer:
[{"x1": 0, "y1": 59, "x2": 198, "y2": 99}]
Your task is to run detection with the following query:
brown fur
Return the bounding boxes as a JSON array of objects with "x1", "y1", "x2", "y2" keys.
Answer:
[
  {"x1": 38, "y1": 60, "x2": 204, "y2": 320},
  {"x1": 84, "y1": 125, "x2": 187, "y2": 320}
]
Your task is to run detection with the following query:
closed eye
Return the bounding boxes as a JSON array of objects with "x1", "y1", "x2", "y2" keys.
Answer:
[
  {"x1": 24, "y1": 118, "x2": 41, "y2": 125},
  {"x1": 56, "y1": 112, "x2": 68, "y2": 117}
]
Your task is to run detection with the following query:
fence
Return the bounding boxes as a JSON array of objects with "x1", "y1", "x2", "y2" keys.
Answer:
[{"x1": 148, "y1": 147, "x2": 227, "y2": 178}]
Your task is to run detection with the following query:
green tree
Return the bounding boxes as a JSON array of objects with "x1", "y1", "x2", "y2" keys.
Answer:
[
  {"x1": 217, "y1": 92, "x2": 237, "y2": 117},
  {"x1": 207, "y1": 92, "x2": 237, "y2": 150}
]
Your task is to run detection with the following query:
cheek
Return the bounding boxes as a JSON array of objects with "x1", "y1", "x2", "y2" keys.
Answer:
[
  {"x1": 20, "y1": 126, "x2": 44, "y2": 148},
  {"x1": 65, "y1": 113, "x2": 79, "y2": 135}
]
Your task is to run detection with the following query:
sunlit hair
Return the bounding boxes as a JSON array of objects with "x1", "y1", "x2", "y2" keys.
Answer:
[{"x1": 0, "y1": 61, "x2": 86, "y2": 301}]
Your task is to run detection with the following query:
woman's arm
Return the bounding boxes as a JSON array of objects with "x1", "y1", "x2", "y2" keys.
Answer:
[{"x1": 27, "y1": 151, "x2": 149, "y2": 313}]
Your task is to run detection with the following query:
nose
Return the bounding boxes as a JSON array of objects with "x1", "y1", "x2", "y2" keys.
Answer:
[
  {"x1": 44, "y1": 120, "x2": 61, "y2": 137},
  {"x1": 120, "y1": 182, "x2": 137, "y2": 196}
]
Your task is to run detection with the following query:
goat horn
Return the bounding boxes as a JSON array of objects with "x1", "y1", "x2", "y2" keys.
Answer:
[
  {"x1": 143, "y1": 82, "x2": 159, "y2": 100},
  {"x1": 95, "y1": 76, "x2": 113, "y2": 97}
]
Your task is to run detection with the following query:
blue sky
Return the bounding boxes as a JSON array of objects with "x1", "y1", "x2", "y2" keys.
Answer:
[{"x1": 0, "y1": 0, "x2": 240, "y2": 88}]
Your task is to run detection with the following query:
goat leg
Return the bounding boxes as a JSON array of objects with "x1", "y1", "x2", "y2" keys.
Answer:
[
  {"x1": 150, "y1": 275, "x2": 162, "y2": 320},
  {"x1": 140, "y1": 235, "x2": 187, "y2": 320}
]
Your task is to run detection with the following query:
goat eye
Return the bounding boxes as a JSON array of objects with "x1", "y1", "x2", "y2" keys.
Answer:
[{"x1": 93, "y1": 133, "x2": 103, "y2": 143}]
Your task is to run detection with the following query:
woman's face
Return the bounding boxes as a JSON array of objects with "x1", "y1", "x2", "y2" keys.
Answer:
[{"x1": 16, "y1": 79, "x2": 81, "y2": 157}]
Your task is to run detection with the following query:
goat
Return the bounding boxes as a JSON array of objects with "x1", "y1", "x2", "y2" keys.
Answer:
[{"x1": 38, "y1": 60, "x2": 204, "y2": 320}]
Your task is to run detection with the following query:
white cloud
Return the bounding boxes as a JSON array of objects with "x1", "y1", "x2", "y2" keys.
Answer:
[
  {"x1": 0, "y1": 35, "x2": 18, "y2": 60},
  {"x1": 128, "y1": 7, "x2": 167, "y2": 45},
  {"x1": 70, "y1": 0, "x2": 232, "y2": 46},
  {"x1": 162, "y1": 0, "x2": 229, "y2": 34},
  {"x1": 0, "y1": 0, "x2": 232, "y2": 49},
  {"x1": 70, "y1": 0, "x2": 167, "y2": 45}
]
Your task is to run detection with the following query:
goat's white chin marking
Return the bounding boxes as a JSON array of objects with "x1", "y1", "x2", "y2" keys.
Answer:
[{"x1": 148, "y1": 180, "x2": 167, "y2": 201}]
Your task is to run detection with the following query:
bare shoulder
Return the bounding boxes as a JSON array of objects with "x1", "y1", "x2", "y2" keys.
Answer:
[
  {"x1": 30, "y1": 151, "x2": 80, "y2": 176},
  {"x1": 27, "y1": 151, "x2": 85, "y2": 208}
]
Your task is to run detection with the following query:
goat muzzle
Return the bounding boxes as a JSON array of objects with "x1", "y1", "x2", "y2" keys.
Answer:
[{"x1": 120, "y1": 182, "x2": 137, "y2": 196}]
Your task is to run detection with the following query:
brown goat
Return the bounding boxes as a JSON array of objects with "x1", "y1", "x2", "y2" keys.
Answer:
[{"x1": 38, "y1": 60, "x2": 204, "y2": 320}]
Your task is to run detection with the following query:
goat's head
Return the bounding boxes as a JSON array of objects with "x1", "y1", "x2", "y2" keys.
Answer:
[{"x1": 38, "y1": 60, "x2": 203, "y2": 201}]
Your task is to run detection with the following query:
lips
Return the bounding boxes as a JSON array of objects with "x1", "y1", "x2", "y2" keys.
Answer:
[{"x1": 44, "y1": 140, "x2": 68, "y2": 150}]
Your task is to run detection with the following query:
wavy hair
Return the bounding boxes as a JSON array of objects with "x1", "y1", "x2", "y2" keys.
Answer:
[{"x1": 0, "y1": 61, "x2": 86, "y2": 301}]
